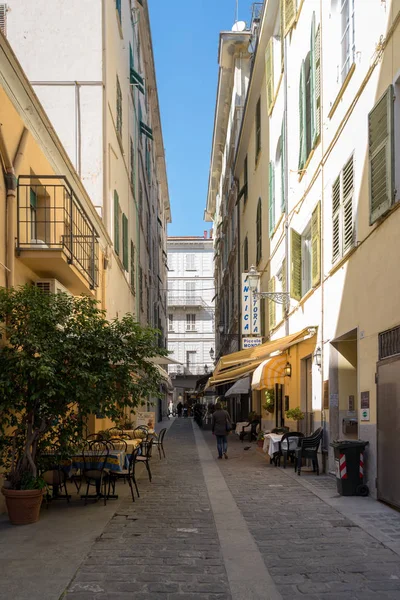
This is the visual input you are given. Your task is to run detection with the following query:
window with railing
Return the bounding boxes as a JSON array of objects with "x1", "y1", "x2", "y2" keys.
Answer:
[{"x1": 17, "y1": 175, "x2": 99, "y2": 289}]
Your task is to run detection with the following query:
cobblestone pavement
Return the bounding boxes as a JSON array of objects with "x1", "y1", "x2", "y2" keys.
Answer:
[
  {"x1": 63, "y1": 418, "x2": 232, "y2": 600},
  {"x1": 205, "y1": 431, "x2": 400, "y2": 600}
]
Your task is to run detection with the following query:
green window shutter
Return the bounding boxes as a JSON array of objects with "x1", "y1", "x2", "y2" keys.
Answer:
[
  {"x1": 311, "y1": 201, "x2": 321, "y2": 287},
  {"x1": 243, "y1": 236, "x2": 249, "y2": 271},
  {"x1": 269, "y1": 161, "x2": 275, "y2": 237},
  {"x1": 369, "y1": 85, "x2": 394, "y2": 224},
  {"x1": 290, "y1": 228, "x2": 302, "y2": 300},
  {"x1": 332, "y1": 176, "x2": 341, "y2": 263},
  {"x1": 313, "y1": 23, "x2": 321, "y2": 146},
  {"x1": 281, "y1": 120, "x2": 286, "y2": 212},
  {"x1": 343, "y1": 156, "x2": 354, "y2": 252},
  {"x1": 268, "y1": 277, "x2": 276, "y2": 329},
  {"x1": 282, "y1": 0, "x2": 297, "y2": 37},
  {"x1": 256, "y1": 198, "x2": 262, "y2": 264},
  {"x1": 30, "y1": 188, "x2": 37, "y2": 209},
  {"x1": 310, "y1": 13, "x2": 316, "y2": 147},
  {"x1": 260, "y1": 297, "x2": 266, "y2": 337},
  {"x1": 282, "y1": 257, "x2": 287, "y2": 294},
  {"x1": 114, "y1": 191, "x2": 120, "y2": 256},
  {"x1": 122, "y1": 213, "x2": 128, "y2": 271},
  {"x1": 244, "y1": 155, "x2": 248, "y2": 202},
  {"x1": 265, "y1": 38, "x2": 274, "y2": 115},
  {"x1": 298, "y1": 60, "x2": 307, "y2": 171},
  {"x1": 129, "y1": 43, "x2": 134, "y2": 71}
]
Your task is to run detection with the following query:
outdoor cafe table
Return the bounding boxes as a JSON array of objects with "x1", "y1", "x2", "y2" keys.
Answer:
[
  {"x1": 122, "y1": 429, "x2": 156, "y2": 439},
  {"x1": 263, "y1": 433, "x2": 299, "y2": 458}
]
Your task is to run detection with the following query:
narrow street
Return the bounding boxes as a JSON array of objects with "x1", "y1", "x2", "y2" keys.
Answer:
[{"x1": 3, "y1": 418, "x2": 400, "y2": 600}]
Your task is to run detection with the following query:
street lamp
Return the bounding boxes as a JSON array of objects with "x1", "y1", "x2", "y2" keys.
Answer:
[
  {"x1": 247, "y1": 264, "x2": 290, "y2": 306},
  {"x1": 314, "y1": 346, "x2": 322, "y2": 367},
  {"x1": 209, "y1": 347, "x2": 215, "y2": 361}
]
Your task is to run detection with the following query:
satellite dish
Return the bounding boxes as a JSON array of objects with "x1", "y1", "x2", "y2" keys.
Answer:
[{"x1": 232, "y1": 20, "x2": 246, "y2": 32}]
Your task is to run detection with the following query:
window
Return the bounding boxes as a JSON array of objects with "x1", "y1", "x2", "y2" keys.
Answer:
[
  {"x1": 0, "y1": 4, "x2": 7, "y2": 36},
  {"x1": 116, "y1": 76, "x2": 122, "y2": 139},
  {"x1": 168, "y1": 314, "x2": 174, "y2": 332},
  {"x1": 114, "y1": 190, "x2": 120, "y2": 256},
  {"x1": 268, "y1": 161, "x2": 275, "y2": 237},
  {"x1": 30, "y1": 188, "x2": 37, "y2": 240},
  {"x1": 185, "y1": 254, "x2": 196, "y2": 271},
  {"x1": 255, "y1": 97, "x2": 261, "y2": 161},
  {"x1": 368, "y1": 86, "x2": 394, "y2": 224},
  {"x1": 130, "y1": 136, "x2": 135, "y2": 189},
  {"x1": 130, "y1": 241, "x2": 136, "y2": 294},
  {"x1": 256, "y1": 198, "x2": 262, "y2": 264},
  {"x1": 186, "y1": 350, "x2": 196, "y2": 370},
  {"x1": 186, "y1": 314, "x2": 196, "y2": 332},
  {"x1": 280, "y1": 119, "x2": 286, "y2": 212},
  {"x1": 116, "y1": 0, "x2": 122, "y2": 23},
  {"x1": 243, "y1": 236, "x2": 249, "y2": 271},
  {"x1": 122, "y1": 213, "x2": 128, "y2": 271},
  {"x1": 340, "y1": 0, "x2": 355, "y2": 84},
  {"x1": 243, "y1": 155, "x2": 248, "y2": 202},
  {"x1": 290, "y1": 201, "x2": 321, "y2": 300},
  {"x1": 265, "y1": 38, "x2": 274, "y2": 115},
  {"x1": 282, "y1": 0, "x2": 297, "y2": 37},
  {"x1": 298, "y1": 13, "x2": 321, "y2": 171},
  {"x1": 139, "y1": 266, "x2": 143, "y2": 311},
  {"x1": 332, "y1": 156, "x2": 354, "y2": 263},
  {"x1": 185, "y1": 281, "x2": 195, "y2": 298},
  {"x1": 139, "y1": 180, "x2": 143, "y2": 220}
]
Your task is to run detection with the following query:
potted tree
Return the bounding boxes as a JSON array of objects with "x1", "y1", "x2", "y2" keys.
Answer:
[
  {"x1": 285, "y1": 406, "x2": 305, "y2": 428},
  {"x1": 0, "y1": 285, "x2": 165, "y2": 524}
]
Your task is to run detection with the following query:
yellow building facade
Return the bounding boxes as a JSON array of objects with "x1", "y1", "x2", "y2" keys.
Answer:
[{"x1": 208, "y1": 0, "x2": 400, "y2": 501}]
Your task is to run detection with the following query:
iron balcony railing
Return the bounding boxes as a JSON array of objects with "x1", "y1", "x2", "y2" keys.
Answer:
[
  {"x1": 168, "y1": 295, "x2": 208, "y2": 308},
  {"x1": 17, "y1": 175, "x2": 99, "y2": 289}
]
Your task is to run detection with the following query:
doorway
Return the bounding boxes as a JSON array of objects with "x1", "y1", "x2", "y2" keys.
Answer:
[{"x1": 377, "y1": 356, "x2": 400, "y2": 509}]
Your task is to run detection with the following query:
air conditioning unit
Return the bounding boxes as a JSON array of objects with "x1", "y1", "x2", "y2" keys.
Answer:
[{"x1": 34, "y1": 279, "x2": 71, "y2": 295}]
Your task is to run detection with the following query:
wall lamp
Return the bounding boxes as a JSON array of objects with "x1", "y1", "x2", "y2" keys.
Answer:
[
  {"x1": 314, "y1": 346, "x2": 322, "y2": 368},
  {"x1": 284, "y1": 362, "x2": 292, "y2": 377}
]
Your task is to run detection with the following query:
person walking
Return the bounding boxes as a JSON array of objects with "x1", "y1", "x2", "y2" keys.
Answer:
[
  {"x1": 212, "y1": 399, "x2": 232, "y2": 460},
  {"x1": 177, "y1": 401, "x2": 183, "y2": 418}
]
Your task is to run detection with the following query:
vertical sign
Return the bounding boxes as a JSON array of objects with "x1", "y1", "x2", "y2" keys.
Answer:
[{"x1": 241, "y1": 273, "x2": 260, "y2": 336}]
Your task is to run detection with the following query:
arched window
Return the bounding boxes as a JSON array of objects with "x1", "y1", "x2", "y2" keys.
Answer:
[
  {"x1": 243, "y1": 236, "x2": 249, "y2": 271},
  {"x1": 256, "y1": 198, "x2": 262, "y2": 264}
]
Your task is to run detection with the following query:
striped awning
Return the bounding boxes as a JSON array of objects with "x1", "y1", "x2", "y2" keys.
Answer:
[{"x1": 251, "y1": 355, "x2": 287, "y2": 391}]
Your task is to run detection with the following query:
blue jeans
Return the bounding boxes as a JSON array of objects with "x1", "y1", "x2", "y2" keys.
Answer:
[{"x1": 216, "y1": 435, "x2": 228, "y2": 457}]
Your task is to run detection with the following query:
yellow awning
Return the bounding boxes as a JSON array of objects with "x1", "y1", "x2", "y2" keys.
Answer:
[
  {"x1": 213, "y1": 327, "x2": 315, "y2": 376},
  {"x1": 205, "y1": 359, "x2": 262, "y2": 389},
  {"x1": 251, "y1": 354, "x2": 287, "y2": 390}
]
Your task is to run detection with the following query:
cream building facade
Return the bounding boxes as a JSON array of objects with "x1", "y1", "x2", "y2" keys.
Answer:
[{"x1": 208, "y1": 0, "x2": 400, "y2": 501}]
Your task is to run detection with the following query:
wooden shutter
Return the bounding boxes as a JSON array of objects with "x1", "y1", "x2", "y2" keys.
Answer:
[
  {"x1": 114, "y1": 191, "x2": 120, "y2": 256},
  {"x1": 269, "y1": 162, "x2": 275, "y2": 237},
  {"x1": 369, "y1": 85, "x2": 394, "y2": 224},
  {"x1": 265, "y1": 39, "x2": 274, "y2": 115},
  {"x1": 268, "y1": 277, "x2": 276, "y2": 329},
  {"x1": 314, "y1": 24, "x2": 321, "y2": 146},
  {"x1": 243, "y1": 236, "x2": 249, "y2": 271},
  {"x1": 332, "y1": 176, "x2": 341, "y2": 263},
  {"x1": 260, "y1": 297, "x2": 266, "y2": 337},
  {"x1": 0, "y1": 4, "x2": 7, "y2": 36},
  {"x1": 281, "y1": 120, "x2": 286, "y2": 212},
  {"x1": 244, "y1": 155, "x2": 248, "y2": 202},
  {"x1": 282, "y1": 0, "x2": 297, "y2": 37},
  {"x1": 311, "y1": 201, "x2": 321, "y2": 287},
  {"x1": 343, "y1": 156, "x2": 354, "y2": 252},
  {"x1": 256, "y1": 198, "x2": 262, "y2": 264},
  {"x1": 290, "y1": 228, "x2": 302, "y2": 300},
  {"x1": 310, "y1": 13, "x2": 316, "y2": 147},
  {"x1": 122, "y1": 213, "x2": 128, "y2": 271},
  {"x1": 298, "y1": 60, "x2": 307, "y2": 171}
]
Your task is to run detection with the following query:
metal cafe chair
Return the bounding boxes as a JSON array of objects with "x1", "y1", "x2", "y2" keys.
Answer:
[
  {"x1": 135, "y1": 438, "x2": 154, "y2": 482},
  {"x1": 109, "y1": 447, "x2": 140, "y2": 502},
  {"x1": 81, "y1": 441, "x2": 110, "y2": 505}
]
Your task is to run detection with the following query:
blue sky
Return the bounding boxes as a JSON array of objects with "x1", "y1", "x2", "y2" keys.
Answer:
[{"x1": 149, "y1": 0, "x2": 254, "y2": 236}]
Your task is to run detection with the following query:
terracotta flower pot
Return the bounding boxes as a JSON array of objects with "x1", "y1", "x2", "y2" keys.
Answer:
[
  {"x1": 257, "y1": 440, "x2": 264, "y2": 447},
  {"x1": 1, "y1": 487, "x2": 43, "y2": 525}
]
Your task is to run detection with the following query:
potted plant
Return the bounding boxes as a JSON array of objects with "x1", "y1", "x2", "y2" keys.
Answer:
[
  {"x1": 262, "y1": 389, "x2": 275, "y2": 414},
  {"x1": 256, "y1": 431, "x2": 265, "y2": 448},
  {"x1": 285, "y1": 406, "x2": 305, "y2": 426},
  {"x1": 0, "y1": 285, "x2": 166, "y2": 524}
]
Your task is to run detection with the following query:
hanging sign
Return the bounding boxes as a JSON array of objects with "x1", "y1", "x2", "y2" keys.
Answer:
[
  {"x1": 242, "y1": 337, "x2": 262, "y2": 349},
  {"x1": 241, "y1": 273, "x2": 260, "y2": 336}
]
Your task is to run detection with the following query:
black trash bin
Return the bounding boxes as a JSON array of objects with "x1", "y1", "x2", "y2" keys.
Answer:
[{"x1": 330, "y1": 440, "x2": 369, "y2": 496}]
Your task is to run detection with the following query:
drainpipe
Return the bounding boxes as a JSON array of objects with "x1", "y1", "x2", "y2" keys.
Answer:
[{"x1": 0, "y1": 126, "x2": 29, "y2": 288}]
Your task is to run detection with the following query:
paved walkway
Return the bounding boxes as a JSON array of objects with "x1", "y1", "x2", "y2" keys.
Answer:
[{"x1": 2, "y1": 418, "x2": 400, "y2": 599}]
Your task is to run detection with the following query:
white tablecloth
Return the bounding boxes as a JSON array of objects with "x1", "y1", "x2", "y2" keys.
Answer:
[
  {"x1": 263, "y1": 433, "x2": 300, "y2": 458},
  {"x1": 235, "y1": 421, "x2": 252, "y2": 435}
]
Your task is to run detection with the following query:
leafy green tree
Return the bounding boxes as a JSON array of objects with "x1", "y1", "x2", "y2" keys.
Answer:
[{"x1": 0, "y1": 285, "x2": 166, "y2": 488}]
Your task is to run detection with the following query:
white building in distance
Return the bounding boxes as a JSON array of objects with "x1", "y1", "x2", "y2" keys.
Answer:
[{"x1": 167, "y1": 234, "x2": 215, "y2": 405}]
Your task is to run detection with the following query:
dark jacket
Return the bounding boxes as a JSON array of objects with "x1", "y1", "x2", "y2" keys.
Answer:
[{"x1": 212, "y1": 409, "x2": 232, "y2": 436}]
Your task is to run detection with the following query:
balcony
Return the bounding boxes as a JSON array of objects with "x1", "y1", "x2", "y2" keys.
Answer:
[
  {"x1": 169, "y1": 365, "x2": 210, "y2": 377},
  {"x1": 168, "y1": 295, "x2": 208, "y2": 309},
  {"x1": 17, "y1": 175, "x2": 99, "y2": 293}
]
